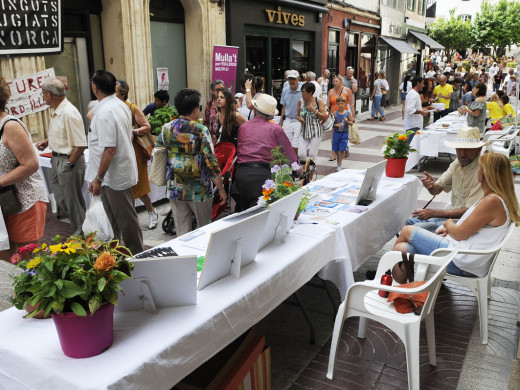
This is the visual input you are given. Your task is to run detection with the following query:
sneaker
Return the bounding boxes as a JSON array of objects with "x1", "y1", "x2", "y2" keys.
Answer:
[
  {"x1": 336, "y1": 165, "x2": 342, "y2": 172},
  {"x1": 148, "y1": 210, "x2": 159, "y2": 229}
]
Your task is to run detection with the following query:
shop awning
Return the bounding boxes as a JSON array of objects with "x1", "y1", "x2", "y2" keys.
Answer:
[
  {"x1": 379, "y1": 37, "x2": 420, "y2": 54},
  {"x1": 408, "y1": 31, "x2": 444, "y2": 50},
  {"x1": 275, "y1": 0, "x2": 329, "y2": 13}
]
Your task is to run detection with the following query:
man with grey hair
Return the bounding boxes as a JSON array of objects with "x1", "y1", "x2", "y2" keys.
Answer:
[
  {"x1": 36, "y1": 78, "x2": 87, "y2": 235},
  {"x1": 306, "y1": 71, "x2": 322, "y2": 99},
  {"x1": 343, "y1": 67, "x2": 358, "y2": 95}
]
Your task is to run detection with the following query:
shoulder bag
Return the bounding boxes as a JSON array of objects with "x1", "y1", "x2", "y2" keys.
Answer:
[
  {"x1": 317, "y1": 98, "x2": 334, "y2": 132},
  {"x1": 129, "y1": 103, "x2": 154, "y2": 160},
  {"x1": 0, "y1": 117, "x2": 22, "y2": 216},
  {"x1": 149, "y1": 146, "x2": 168, "y2": 186}
]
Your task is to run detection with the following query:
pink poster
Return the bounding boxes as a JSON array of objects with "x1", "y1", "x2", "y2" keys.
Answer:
[{"x1": 212, "y1": 45, "x2": 239, "y2": 94}]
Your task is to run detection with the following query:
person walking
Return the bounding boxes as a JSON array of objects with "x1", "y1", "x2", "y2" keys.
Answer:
[
  {"x1": 317, "y1": 69, "x2": 330, "y2": 105},
  {"x1": 35, "y1": 78, "x2": 87, "y2": 236},
  {"x1": 369, "y1": 72, "x2": 386, "y2": 121},
  {"x1": 157, "y1": 89, "x2": 226, "y2": 237},
  {"x1": 115, "y1": 80, "x2": 159, "y2": 229},
  {"x1": 331, "y1": 96, "x2": 353, "y2": 171},
  {"x1": 279, "y1": 70, "x2": 302, "y2": 154},
  {"x1": 399, "y1": 75, "x2": 412, "y2": 119},
  {"x1": 87, "y1": 70, "x2": 144, "y2": 256},
  {"x1": 296, "y1": 82, "x2": 327, "y2": 162}
]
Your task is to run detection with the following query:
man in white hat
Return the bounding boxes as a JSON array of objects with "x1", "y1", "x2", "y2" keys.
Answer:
[
  {"x1": 405, "y1": 127, "x2": 485, "y2": 232},
  {"x1": 279, "y1": 70, "x2": 302, "y2": 154},
  {"x1": 235, "y1": 94, "x2": 299, "y2": 211}
]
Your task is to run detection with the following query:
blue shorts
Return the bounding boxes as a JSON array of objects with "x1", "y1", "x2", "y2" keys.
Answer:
[
  {"x1": 407, "y1": 226, "x2": 449, "y2": 255},
  {"x1": 401, "y1": 92, "x2": 407, "y2": 101},
  {"x1": 332, "y1": 131, "x2": 349, "y2": 152}
]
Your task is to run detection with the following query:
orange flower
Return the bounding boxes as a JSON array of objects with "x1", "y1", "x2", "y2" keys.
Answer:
[
  {"x1": 283, "y1": 181, "x2": 292, "y2": 187},
  {"x1": 94, "y1": 252, "x2": 116, "y2": 272},
  {"x1": 398, "y1": 135, "x2": 408, "y2": 141}
]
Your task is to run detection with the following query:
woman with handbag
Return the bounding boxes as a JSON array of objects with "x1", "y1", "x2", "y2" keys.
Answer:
[
  {"x1": 394, "y1": 151, "x2": 520, "y2": 278},
  {"x1": 0, "y1": 77, "x2": 48, "y2": 260},
  {"x1": 296, "y1": 82, "x2": 327, "y2": 162},
  {"x1": 327, "y1": 75, "x2": 355, "y2": 161},
  {"x1": 115, "y1": 81, "x2": 159, "y2": 229}
]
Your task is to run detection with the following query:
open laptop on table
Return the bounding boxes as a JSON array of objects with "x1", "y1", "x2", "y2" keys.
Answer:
[{"x1": 355, "y1": 160, "x2": 387, "y2": 206}]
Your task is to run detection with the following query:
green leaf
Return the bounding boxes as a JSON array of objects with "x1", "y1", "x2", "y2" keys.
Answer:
[
  {"x1": 60, "y1": 280, "x2": 85, "y2": 298},
  {"x1": 44, "y1": 285, "x2": 57, "y2": 297},
  {"x1": 71, "y1": 302, "x2": 87, "y2": 316},
  {"x1": 97, "y1": 277, "x2": 107, "y2": 292},
  {"x1": 55, "y1": 280, "x2": 63, "y2": 289},
  {"x1": 44, "y1": 261, "x2": 53, "y2": 272},
  {"x1": 88, "y1": 295, "x2": 102, "y2": 314}
]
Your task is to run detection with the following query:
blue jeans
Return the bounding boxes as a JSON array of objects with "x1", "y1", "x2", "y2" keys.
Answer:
[
  {"x1": 371, "y1": 96, "x2": 384, "y2": 118},
  {"x1": 446, "y1": 261, "x2": 478, "y2": 277},
  {"x1": 406, "y1": 226, "x2": 450, "y2": 255},
  {"x1": 405, "y1": 217, "x2": 446, "y2": 233}
]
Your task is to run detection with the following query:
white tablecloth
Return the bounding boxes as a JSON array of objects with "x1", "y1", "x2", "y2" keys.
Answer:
[{"x1": 0, "y1": 172, "x2": 421, "y2": 389}]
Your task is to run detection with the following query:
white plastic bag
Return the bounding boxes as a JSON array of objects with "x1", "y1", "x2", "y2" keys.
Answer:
[
  {"x1": 0, "y1": 206, "x2": 9, "y2": 250},
  {"x1": 82, "y1": 196, "x2": 114, "y2": 241}
]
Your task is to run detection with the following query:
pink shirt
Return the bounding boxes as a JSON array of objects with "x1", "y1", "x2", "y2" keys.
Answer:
[{"x1": 237, "y1": 116, "x2": 298, "y2": 164}]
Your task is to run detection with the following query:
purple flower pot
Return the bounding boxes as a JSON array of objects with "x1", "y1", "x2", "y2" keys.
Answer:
[{"x1": 51, "y1": 302, "x2": 114, "y2": 358}]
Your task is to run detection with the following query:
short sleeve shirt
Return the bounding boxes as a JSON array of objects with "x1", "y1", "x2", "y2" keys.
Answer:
[
  {"x1": 87, "y1": 94, "x2": 138, "y2": 190},
  {"x1": 48, "y1": 98, "x2": 87, "y2": 155},
  {"x1": 436, "y1": 157, "x2": 483, "y2": 209},
  {"x1": 433, "y1": 84, "x2": 453, "y2": 109},
  {"x1": 280, "y1": 85, "x2": 302, "y2": 119}
]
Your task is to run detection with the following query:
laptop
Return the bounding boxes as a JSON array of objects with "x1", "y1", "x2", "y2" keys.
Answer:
[{"x1": 355, "y1": 160, "x2": 387, "y2": 206}]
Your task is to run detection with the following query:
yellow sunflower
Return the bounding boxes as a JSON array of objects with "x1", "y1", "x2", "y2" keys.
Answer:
[
  {"x1": 33, "y1": 243, "x2": 48, "y2": 253},
  {"x1": 49, "y1": 242, "x2": 82, "y2": 255},
  {"x1": 26, "y1": 257, "x2": 43, "y2": 269}
]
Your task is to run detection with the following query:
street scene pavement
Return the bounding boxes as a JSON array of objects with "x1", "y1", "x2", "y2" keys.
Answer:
[{"x1": 0, "y1": 105, "x2": 519, "y2": 389}]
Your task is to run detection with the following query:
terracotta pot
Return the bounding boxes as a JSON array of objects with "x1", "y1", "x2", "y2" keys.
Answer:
[
  {"x1": 25, "y1": 302, "x2": 49, "y2": 319},
  {"x1": 51, "y1": 302, "x2": 114, "y2": 358},
  {"x1": 385, "y1": 158, "x2": 407, "y2": 178},
  {"x1": 294, "y1": 211, "x2": 301, "y2": 221}
]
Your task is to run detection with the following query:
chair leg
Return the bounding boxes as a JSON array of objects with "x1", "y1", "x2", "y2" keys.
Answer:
[
  {"x1": 326, "y1": 301, "x2": 347, "y2": 380},
  {"x1": 403, "y1": 325, "x2": 421, "y2": 390},
  {"x1": 425, "y1": 314, "x2": 437, "y2": 366},
  {"x1": 320, "y1": 278, "x2": 338, "y2": 316},
  {"x1": 477, "y1": 281, "x2": 489, "y2": 344},
  {"x1": 294, "y1": 291, "x2": 315, "y2": 345},
  {"x1": 358, "y1": 317, "x2": 368, "y2": 338}
]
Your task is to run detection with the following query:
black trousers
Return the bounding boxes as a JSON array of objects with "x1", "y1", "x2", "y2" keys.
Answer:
[
  {"x1": 233, "y1": 166, "x2": 271, "y2": 212},
  {"x1": 433, "y1": 109, "x2": 449, "y2": 122}
]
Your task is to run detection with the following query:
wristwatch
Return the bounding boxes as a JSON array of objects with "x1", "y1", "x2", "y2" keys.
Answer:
[
  {"x1": 95, "y1": 175, "x2": 104, "y2": 183},
  {"x1": 246, "y1": 89, "x2": 251, "y2": 92},
  {"x1": 66, "y1": 161, "x2": 74, "y2": 168}
]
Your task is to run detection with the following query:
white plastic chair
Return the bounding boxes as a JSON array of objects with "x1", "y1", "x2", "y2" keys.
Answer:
[
  {"x1": 483, "y1": 127, "x2": 519, "y2": 157},
  {"x1": 431, "y1": 222, "x2": 515, "y2": 344},
  {"x1": 327, "y1": 250, "x2": 458, "y2": 390}
]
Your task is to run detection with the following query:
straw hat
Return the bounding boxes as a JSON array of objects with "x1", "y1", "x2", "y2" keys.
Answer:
[
  {"x1": 252, "y1": 94, "x2": 279, "y2": 116},
  {"x1": 444, "y1": 127, "x2": 488, "y2": 149}
]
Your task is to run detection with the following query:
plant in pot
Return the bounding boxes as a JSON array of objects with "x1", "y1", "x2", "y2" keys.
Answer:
[
  {"x1": 381, "y1": 130, "x2": 416, "y2": 178},
  {"x1": 259, "y1": 146, "x2": 310, "y2": 218},
  {"x1": 10, "y1": 233, "x2": 134, "y2": 358}
]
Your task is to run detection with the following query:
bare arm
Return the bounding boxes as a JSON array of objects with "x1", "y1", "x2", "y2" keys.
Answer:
[
  {"x1": 88, "y1": 147, "x2": 116, "y2": 196},
  {"x1": 234, "y1": 111, "x2": 248, "y2": 126},
  {"x1": 296, "y1": 99, "x2": 303, "y2": 124},
  {"x1": 245, "y1": 80, "x2": 254, "y2": 110},
  {"x1": 0, "y1": 121, "x2": 39, "y2": 187},
  {"x1": 444, "y1": 196, "x2": 506, "y2": 240},
  {"x1": 132, "y1": 107, "x2": 151, "y2": 136},
  {"x1": 279, "y1": 106, "x2": 285, "y2": 126},
  {"x1": 68, "y1": 147, "x2": 87, "y2": 165},
  {"x1": 346, "y1": 89, "x2": 355, "y2": 120}
]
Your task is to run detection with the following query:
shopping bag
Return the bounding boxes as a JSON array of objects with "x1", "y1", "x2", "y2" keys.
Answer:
[
  {"x1": 349, "y1": 123, "x2": 361, "y2": 144},
  {"x1": 0, "y1": 206, "x2": 9, "y2": 250},
  {"x1": 82, "y1": 196, "x2": 114, "y2": 241},
  {"x1": 321, "y1": 111, "x2": 334, "y2": 132},
  {"x1": 150, "y1": 146, "x2": 168, "y2": 186}
]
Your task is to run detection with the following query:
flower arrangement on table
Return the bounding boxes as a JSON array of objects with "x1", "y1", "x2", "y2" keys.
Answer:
[
  {"x1": 260, "y1": 146, "x2": 310, "y2": 213},
  {"x1": 10, "y1": 233, "x2": 134, "y2": 318},
  {"x1": 149, "y1": 106, "x2": 179, "y2": 135},
  {"x1": 382, "y1": 130, "x2": 417, "y2": 159}
]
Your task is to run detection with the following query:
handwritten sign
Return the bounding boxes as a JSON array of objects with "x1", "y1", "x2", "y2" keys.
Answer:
[
  {"x1": 0, "y1": 0, "x2": 62, "y2": 55},
  {"x1": 5, "y1": 68, "x2": 56, "y2": 118}
]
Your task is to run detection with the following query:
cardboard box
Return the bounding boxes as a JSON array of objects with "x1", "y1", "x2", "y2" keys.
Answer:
[{"x1": 176, "y1": 329, "x2": 271, "y2": 390}]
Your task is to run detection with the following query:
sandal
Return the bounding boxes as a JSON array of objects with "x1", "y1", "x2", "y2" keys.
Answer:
[
  {"x1": 328, "y1": 157, "x2": 336, "y2": 161},
  {"x1": 368, "y1": 117, "x2": 375, "y2": 121},
  {"x1": 379, "y1": 117, "x2": 385, "y2": 121}
]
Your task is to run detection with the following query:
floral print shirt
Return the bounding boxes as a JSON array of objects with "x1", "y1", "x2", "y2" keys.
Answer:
[{"x1": 157, "y1": 118, "x2": 221, "y2": 202}]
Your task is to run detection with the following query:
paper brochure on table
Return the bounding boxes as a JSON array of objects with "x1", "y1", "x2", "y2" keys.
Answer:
[{"x1": 291, "y1": 223, "x2": 334, "y2": 238}]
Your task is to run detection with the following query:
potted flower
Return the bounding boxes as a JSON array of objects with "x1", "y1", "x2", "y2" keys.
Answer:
[
  {"x1": 260, "y1": 146, "x2": 310, "y2": 218},
  {"x1": 381, "y1": 130, "x2": 416, "y2": 178},
  {"x1": 10, "y1": 233, "x2": 134, "y2": 358}
]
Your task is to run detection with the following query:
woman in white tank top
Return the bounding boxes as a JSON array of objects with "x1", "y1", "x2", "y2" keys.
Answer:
[{"x1": 394, "y1": 152, "x2": 520, "y2": 277}]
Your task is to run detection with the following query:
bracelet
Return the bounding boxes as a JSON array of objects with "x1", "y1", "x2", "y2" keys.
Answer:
[
  {"x1": 246, "y1": 89, "x2": 251, "y2": 93},
  {"x1": 95, "y1": 175, "x2": 104, "y2": 183}
]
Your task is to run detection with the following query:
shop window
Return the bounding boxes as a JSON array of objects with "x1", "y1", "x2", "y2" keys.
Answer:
[
  {"x1": 384, "y1": 0, "x2": 398, "y2": 8},
  {"x1": 418, "y1": 0, "x2": 426, "y2": 15},
  {"x1": 407, "y1": 0, "x2": 416, "y2": 11},
  {"x1": 328, "y1": 28, "x2": 340, "y2": 76},
  {"x1": 359, "y1": 33, "x2": 375, "y2": 107},
  {"x1": 292, "y1": 40, "x2": 310, "y2": 74}
]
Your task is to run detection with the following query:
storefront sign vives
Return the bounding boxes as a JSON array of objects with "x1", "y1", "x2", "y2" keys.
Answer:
[
  {"x1": 0, "y1": 0, "x2": 62, "y2": 55},
  {"x1": 265, "y1": 6, "x2": 304, "y2": 27},
  {"x1": 380, "y1": 16, "x2": 405, "y2": 39}
]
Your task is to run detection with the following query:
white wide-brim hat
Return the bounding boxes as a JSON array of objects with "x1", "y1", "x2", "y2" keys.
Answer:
[
  {"x1": 444, "y1": 127, "x2": 489, "y2": 149},
  {"x1": 252, "y1": 93, "x2": 279, "y2": 116}
]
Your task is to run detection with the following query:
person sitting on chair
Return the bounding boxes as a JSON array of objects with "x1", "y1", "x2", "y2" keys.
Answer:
[
  {"x1": 405, "y1": 128, "x2": 485, "y2": 232},
  {"x1": 395, "y1": 151, "x2": 520, "y2": 277}
]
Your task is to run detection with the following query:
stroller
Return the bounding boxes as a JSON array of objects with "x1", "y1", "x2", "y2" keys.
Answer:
[{"x1": 162, "y1": 142, "x2": 237, "y2": 235}]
